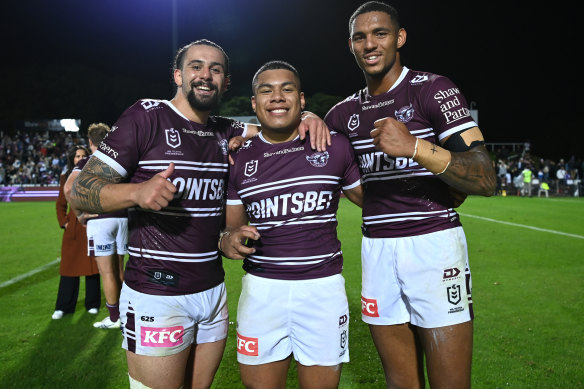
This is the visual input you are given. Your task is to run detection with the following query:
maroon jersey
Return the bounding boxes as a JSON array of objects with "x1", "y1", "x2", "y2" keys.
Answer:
[
  {"x1": 93, "y1": 99, "x2": 247, "y2": 295},
  {"x1": 227, "y1": 132, "x2": 361, "y2": 280},
  {"x1": 325, "y1": 67, "x2": 477, "y2": 238},
  {"x1": 74, "y1": 156, "x2": 127, "y2": 219}
]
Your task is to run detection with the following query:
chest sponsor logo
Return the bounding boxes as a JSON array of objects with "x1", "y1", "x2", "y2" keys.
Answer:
[
  {"x1": 361, "y1": 296, "x2": 379, "y2": 317},
  {"x1": 447, "y1": 284, "x2": 462, "y2": 305},
  {"x1": 395, "y1": 104, "x2": 414, "y2": 123},
  {"x1": 141, "y1": 325, "x2": 184, "y2": 347},
  {"x1": 347, "y1": 114, "x2": 360, "y2": 131},
  {"x1": 237, "y1": 332, "x2": 258, "y2": 356},
  {"x1": 306, "y1": 151, "x2": 329, "y2": 167},
  {"x1": 358, "y1": 152, "x2": 417, "y2": 173},
  {"x1": 246, "y1": 190, "x2": 333, "y2": 219},
  {"x1": 173, "y1": 177, "x2": 224, "y2": 201},
  {"x1": 165, "y1": 128, "x2": 181, "y2": 149},
  {"x1": 245, "y1": 160, "x2": 258, "y2": 177}
]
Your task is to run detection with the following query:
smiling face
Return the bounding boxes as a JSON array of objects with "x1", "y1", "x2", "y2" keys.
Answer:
[
  {"x1": 174, "y1": 44, "x2": 229, "y2": 112},
  {"x1": 252, "y1": 68, "x2": 305, "y2": 141},
  {"x1": 349, "y1": 11, "x2": 406, "y2": 82}
]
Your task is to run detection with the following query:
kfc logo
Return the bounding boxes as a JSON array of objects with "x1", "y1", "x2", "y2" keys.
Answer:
[
  {"x1": 361, "y1": 296, "x2": 379, "y2": 317},
  {"x1": 141, "y1": 326, "x2": 184, "y2": 347},
  {"x1": 237, "y1": 332, "x2": 258, "y2": 356}
]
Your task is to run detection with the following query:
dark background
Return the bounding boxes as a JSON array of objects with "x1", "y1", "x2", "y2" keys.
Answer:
[{"x1": 1, "y1": 0, "x2": 579, "y2": 160}]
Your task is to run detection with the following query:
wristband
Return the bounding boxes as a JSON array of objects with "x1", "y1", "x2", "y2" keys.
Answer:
[
  {"x1": 412, "y1": 138, "x2": 452, "y2": 175},
  {"x1": 218, "y1": 231, "x2": 230, "y2": 253},
  {"x1": 412, "y1": 138, "x2": 419, "y2": 159}
]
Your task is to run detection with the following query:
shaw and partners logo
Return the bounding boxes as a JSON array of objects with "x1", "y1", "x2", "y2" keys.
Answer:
[
  {"x1": 141, "y1": 325, "x2": 184, "y2": 347},
  {"x1": 165, "y1": 128, "x2": 181, "y2": 148}
]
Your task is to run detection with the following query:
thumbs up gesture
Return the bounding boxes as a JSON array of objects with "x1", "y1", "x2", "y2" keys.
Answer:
[{"x1": 134, "y1": 162, "x2": 178, "y2": 210}]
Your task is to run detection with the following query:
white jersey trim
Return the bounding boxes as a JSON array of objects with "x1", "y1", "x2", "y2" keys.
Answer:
[
  {"x1": 247, "y1": 251, "x2": 341, "y2": 266},
  {"x1": 128, "y1": 246, "x2": 218, "y2": 263},
  {"x1": 250, "y1": 214, "x2": 336, "y2": 231},
  {"x1": 362, "y1": 208, "x2": 454, "y2": 225},
  {"x1": 238, "y1": 175, "x2": 341, "y2": 198},
  {"x1": 93, "y1": 151, "x2": 128, "y2": 177}
]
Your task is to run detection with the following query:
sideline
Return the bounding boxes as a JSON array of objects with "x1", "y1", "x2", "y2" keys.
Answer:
[
  {"x1": 459, "y1": 213, "x2": 584, "y2": 240},
  {"x1": 0, "y1": 258, "x2": 61, "y2": 289}
]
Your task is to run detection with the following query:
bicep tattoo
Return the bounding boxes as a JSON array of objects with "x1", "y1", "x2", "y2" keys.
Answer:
[{"x1": 71, "y1": 157, "x2": 124, "y2": 213}]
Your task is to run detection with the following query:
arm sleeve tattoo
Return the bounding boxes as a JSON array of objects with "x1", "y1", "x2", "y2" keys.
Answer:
[{"x1": 70, "y1": 157, "x2": 124, "y2": 213}]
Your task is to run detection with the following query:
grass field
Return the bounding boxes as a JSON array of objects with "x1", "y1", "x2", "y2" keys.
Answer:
[{"x1": 1, "y1": 196, "x2": 583, "y2": 388}]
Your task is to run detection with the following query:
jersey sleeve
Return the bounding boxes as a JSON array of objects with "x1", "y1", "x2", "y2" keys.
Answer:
[
  {"x1": 420, "y1": 76, "x2": 477, "y2": 142},
  {"x1": 92, "y1": 100, "x2": 152, "y2": 177},
  {"x1": 226, "y1": 154, "x2": 243, "y2": 206},
  {"x1": 334, "y1": 133, "x2": 361, "y2": 190},
  {"x1": 324, "y1": 102, "x2": 350, "y2": 136}
]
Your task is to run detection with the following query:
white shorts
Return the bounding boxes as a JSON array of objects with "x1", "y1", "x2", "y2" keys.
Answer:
[
  {"x1": 361, "y1": 227, "x2": 473, "y2": 328},
  {"x1": 120, "y1": 282, "x2": 228, "y2": 357},
  {"x1": 236, "y1": 274, "x2": 349, "y2": 366},
  {"x1": 87, "y1": 217, "x2": 128, "y2": 256}
]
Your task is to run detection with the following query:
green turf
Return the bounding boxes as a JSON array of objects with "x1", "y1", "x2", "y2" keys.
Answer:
[{"x1": 0, "y1": 196, "x2": 583, "y2": 387}]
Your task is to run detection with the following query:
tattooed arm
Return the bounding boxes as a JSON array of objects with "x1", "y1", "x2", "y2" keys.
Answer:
[
  {"x1": 371, "y1": 119, "x2": 496, "y2": 197},
  {"x1": 69, "y1": 157, "x2": 177, "y2": 213}
]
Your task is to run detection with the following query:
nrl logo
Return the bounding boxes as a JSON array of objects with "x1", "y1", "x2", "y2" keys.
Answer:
[
  {"x1": 347, "y1": 114, "x2": 360, "y2": 132},
  {"x1": 244, "y1": 160, "x2": 258, "y2": 177},
  {"x1": 165, "y1": 128, "x2": 181, "y2": 148},
  {"x1": 447, "y1": 284, "x2": 461, "y2": 305},
  {"x1": 306, "y1": 151, "x2": 329, "y2": 167}
]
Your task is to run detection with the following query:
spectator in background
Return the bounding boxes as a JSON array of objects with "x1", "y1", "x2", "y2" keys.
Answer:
[
  {"x1": 521, "y1": 165, "x2": 533, "y2": 197},
  {"x1": 52, "y1": 145, "x2": 101, "y2": 320}
]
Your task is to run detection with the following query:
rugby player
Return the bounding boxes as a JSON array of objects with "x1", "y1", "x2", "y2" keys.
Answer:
[
  {"x1": 69, "y1": 40, "x2": 330, "y2": 388},
  {"x1": 324, "y1": 2, "x2": 496, "y2": 387},
  {"x1": 220, "y1": 60, "x2": 363, "y2": 389},
  {"x1": 65, "y1": 122, "x2": 128, "y2": 329}
]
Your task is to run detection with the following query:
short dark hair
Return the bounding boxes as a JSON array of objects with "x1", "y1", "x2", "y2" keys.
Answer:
[
  {"x1": 349, "y1": 1, "x2": 400, "y2": 35},
  {"x1": 173, "y1": 39, "x2": 230, "y2": 76},
  {"x1": 87, "y1": 122, "x2": 110, "y2": 146},
  {"x1": 251, "y1": 60, "x2": 301, "y2": 93}
]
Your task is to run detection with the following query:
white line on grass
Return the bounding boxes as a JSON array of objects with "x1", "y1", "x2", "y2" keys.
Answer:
[
  {"x1": 0, "y1": 257, "x2": 61, "y2": 288},
  {"x1": 459, "y1": 213, "x2": 584, "y2": 240}
]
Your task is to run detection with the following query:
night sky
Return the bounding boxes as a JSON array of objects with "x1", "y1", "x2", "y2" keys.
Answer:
[{"x1": 1, "y1": 0, "x2": 580, "y2": 160}]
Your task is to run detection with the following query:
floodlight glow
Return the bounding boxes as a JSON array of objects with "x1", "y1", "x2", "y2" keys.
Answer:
[{"x1": 60, "y1": 119, "x2": 80, "y2": 132}]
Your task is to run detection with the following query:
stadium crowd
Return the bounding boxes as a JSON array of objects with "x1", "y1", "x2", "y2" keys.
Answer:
[
  {"x1": 1, "y1": 130, "x2": 583, "y2": 197},
  {"x1": 493, "y1": 145, "x2": 583, "y2": 197},
  {"x1": 0, "y1": 130, "x2": 88, "y2": 186}
]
